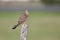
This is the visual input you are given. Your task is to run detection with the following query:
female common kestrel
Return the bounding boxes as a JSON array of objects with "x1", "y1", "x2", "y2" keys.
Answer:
[{"x1": 12, "y1": 10, "x2": 29, "y2": 29}]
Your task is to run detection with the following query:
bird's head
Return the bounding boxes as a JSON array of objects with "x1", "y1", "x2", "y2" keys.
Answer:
[{"x1": 25, "y1": 9, "x2": 29, "y2": 16}]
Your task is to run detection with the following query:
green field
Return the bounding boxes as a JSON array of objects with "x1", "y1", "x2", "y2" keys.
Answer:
[{"x1": 0, "y1": 11, "x2": 60, "y2": 40}]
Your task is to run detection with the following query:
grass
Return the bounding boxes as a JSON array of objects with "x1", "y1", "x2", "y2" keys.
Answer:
[{"x1": 0, "y1": 11, "x2": 60, "y2": 40}]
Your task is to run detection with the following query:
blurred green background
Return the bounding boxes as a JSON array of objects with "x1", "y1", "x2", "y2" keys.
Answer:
[
  {"x1": 0, "y1": 0, "x2": 60, "y2": 40},
  {"x1": 0, "y1": 11, "x2": 60, "y2": 40}
]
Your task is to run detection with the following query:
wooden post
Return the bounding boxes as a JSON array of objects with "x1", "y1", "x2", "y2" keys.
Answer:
[{"x1": 20, "y1": 24, "x2": 28, "y2": 40}]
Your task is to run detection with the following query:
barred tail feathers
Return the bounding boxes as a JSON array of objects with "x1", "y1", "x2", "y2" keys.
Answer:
[{"x1": 12, "y1": 23, "x2": 20, "y2": 29}]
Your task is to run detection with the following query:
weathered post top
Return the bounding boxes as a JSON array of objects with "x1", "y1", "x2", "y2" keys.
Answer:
[{"x1": 20, "y1": 24, "x2": 28, "y2": 40}]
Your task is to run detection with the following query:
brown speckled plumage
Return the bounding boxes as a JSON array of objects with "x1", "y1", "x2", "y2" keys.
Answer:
[{"x1": 12, "y1": 10, "x2": 29, "y2": 29}]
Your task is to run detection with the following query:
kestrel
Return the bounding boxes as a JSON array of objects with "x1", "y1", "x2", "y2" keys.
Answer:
[{"x1": 12, "y1": 10, "x2": 29, "y2": 29}]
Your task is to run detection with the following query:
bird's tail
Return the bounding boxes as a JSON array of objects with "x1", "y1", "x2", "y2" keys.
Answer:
[{"x1": 12, "y1": 23, "x2": 20, "y2": 29}]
